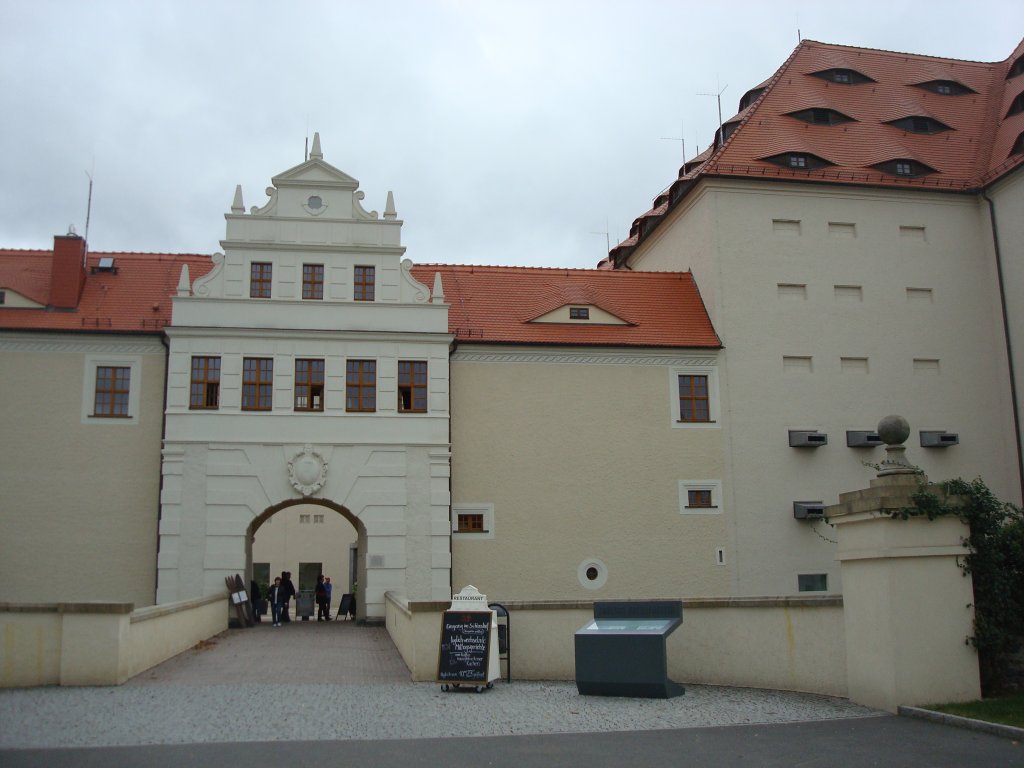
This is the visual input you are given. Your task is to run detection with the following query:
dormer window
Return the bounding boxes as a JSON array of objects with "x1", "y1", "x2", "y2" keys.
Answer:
[
  {"x1": 1008, "y1": 55, "x2": 1024, "y2": 80},
  {"x1": 763, "y1": 152, "x2": 833, "y2": 171},
  {"x1": 914, "y1": 80, "x2": 975, "y2": 96},
  {"x1": 1011, "y1": 132, "x2": 1024, "y2": 157},
  {"x1": 886, "y1": 116, "x2": 952, "y2": 134},
  {"x1": 1007, "y1": 93, "x2": 1024, "y2": 118},
  {"x1": 787, "y1": 108, "x2": 854, "y2": 126},
  {"x1": 872, "y1": 158, "x2": 937, "y2": 178},
  {"x1": 569, "y1": 307, "x2": 590, "y2": 320},
  {"x1": 738, "y1": 86, "x2": 766, "y2": 112},
  {"x1": 810, "y1": 68, "x2": 874, "y2": 85}
]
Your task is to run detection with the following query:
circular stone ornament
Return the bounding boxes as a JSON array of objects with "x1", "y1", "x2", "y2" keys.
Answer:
[
  {"x1": 877, "y1": 414, "x2": 911, "y2": 446},
  {"x1": 288, "y1": 444, "x2": 328, "y2": 496}
]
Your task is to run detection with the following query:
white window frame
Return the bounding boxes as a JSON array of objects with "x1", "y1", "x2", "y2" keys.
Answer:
[
  {"x1": 679, "y1": 480, "x2": 723, "y2": 515},
  {"x1": 452, "y1": 503, "x2": 495, "y2": 539},
  {"x1": 81, "y1": 354, "x2": 142, "y2": 425},
  {"x1": 669, "y1": 364, "x2": 720, "y2": 429}
]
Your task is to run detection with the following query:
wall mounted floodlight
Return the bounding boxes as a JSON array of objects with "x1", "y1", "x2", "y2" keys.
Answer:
[{"x1": 789, "y1": 430, "x2": 827, "y2": 448}]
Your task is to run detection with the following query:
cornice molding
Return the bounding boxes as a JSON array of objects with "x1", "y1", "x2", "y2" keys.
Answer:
[
  {"x1": 0, "y1": 334, "x2": 163, "y2": 354},
  {"x1": 452, "y1": 349, "x2": 717, "y2": 366}
]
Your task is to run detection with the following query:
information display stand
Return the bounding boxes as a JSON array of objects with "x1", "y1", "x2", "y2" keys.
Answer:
[
  {"x1": 574, "y1": 600, "x2": 684, "y2": 699},
  {"x1": 437, "y1": 585, "x2": 500, "y2": 693}
]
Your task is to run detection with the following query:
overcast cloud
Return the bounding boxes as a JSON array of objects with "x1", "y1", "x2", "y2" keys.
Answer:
[{"x1": 1, "y1": 1, "x2": 1021, "y2": 268}]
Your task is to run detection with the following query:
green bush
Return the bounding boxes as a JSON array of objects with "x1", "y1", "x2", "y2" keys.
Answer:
[{"x1": 903, "y1": 478, "x2": 1024, "y2": 695}]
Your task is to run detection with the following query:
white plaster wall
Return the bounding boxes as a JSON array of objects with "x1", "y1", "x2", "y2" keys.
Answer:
[
  {"x1": 0, "y1": 335, "x2": 164, "y2": 606},
  {"x1": 450, "y1": 347, "x2": 729, "y2": 602},
  {"x1": 629, "y1": 179, "x2": 1021, "y2": 596}
]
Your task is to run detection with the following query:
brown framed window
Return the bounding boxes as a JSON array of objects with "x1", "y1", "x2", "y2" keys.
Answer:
[
  {"x1": 242, "y1": 357, "x2": 273, "y2": 411},
  {"x1": 250, "y1": 262, "x2": 272, "y2": 298},
  {"x1": 687, "y1": 489, "x2": 713, "y2": 508},
  {"x1": 189, "y1": 356, "x2": 221, "y2": 410},
  {"x1": 346, "y1": 360, "x2": 376, "y2": 412},
  {"x1": 295, "y1": 359, "x2": 325, "y2": 411},
  {"x1": 569, "y1": 307, "x2": 589, "y2": 319},
  {"x1": 397, "y1": 361, "x2": 427, "y2": 413},
  {"x1": 302, "y1": 264, "x2": 324, "y2": 300},
  {"x1": 94, "y1": 366, "x2": 130, "y2": 417},
  {"x1": 457, "y1": 513, "x2": 485, "y2": 533},
  {"x1": 678, "y1": 374, "x2": 710, "y2": 422},
  {"x1": 354, "y1": 265, "x2": 375, "y2": 302}
]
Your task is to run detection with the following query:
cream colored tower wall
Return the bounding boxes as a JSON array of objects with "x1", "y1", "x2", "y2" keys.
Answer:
[
  {"x1": 0, "y1": 334, "x2": 165, "y2": 607},
  {"x1": 987, "y1": 169, "x2": 1024, "y2": 481},
  {"x1": 629, "y1": 179, "x2": 1020, "y2": 596},
  {"x1": 451, "y1": 346, "x2": 729, "y2": 601}
]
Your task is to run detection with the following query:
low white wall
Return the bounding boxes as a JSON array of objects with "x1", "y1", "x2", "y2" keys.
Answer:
[
  {"x1": 0, "y1": 594, "x2": 227, "y2": 688},
  {"x1": 122, "y1": 594, "x2": 228, "y2": 682},
  {"x1": 385, "y1": 594, "x2": 846, "y2": 695}
]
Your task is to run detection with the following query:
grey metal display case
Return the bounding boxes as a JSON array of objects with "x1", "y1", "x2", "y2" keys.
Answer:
[{"x1": 574, "y1": 600, "x2": 684, "y2": 698}]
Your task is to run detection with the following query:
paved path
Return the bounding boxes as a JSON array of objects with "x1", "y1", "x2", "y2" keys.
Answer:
[{"x1": 2, "y1": 622, "x2": 1021, "y2": 766}]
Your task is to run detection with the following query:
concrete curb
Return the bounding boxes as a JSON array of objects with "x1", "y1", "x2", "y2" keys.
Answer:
[{"x1": 898, "y1": 705, "x2": 1024, "y2": 741}]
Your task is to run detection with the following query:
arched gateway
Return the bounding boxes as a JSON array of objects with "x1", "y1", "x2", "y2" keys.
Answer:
[{"x1": 157, "y1": 135, "x2": 453, "y2": 619}]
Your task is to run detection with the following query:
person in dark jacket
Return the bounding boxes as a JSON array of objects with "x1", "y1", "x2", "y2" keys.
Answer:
[
  {"x1": 268, "y1": 577, "x2": 284, "y2": 627},
  {"x1": 281, "y1": 571, "x2": 297, "y2": 622},
  {"x1": 315, "y1": 574, "x2": 328, "y2": 621}
]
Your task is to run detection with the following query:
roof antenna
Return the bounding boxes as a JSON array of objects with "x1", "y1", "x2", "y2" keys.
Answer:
[
  {"x1": 698, "y1": 79, "x2": 728, "y2": 146},
  {"x1": 798, "y1": 28, "x2": 802, "y2": 43},
  {"x1": 660, "y1": 120, "x2": 687, "y2": 163},
  {"x1": 83, "y1": 168, "x2": 94, "y2": 262},
  {"x1": 590, "y1": 217, "x2": 611, "y2": 255}
]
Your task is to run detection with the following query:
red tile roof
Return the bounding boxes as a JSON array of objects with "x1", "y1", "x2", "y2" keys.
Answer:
[
  {"x1": 411, "y1": 264, "x2": 720, "y2": 348},
  {"x1": 612, "y1": 37, "x2": 1024, "y2": 266},
  {"x1": 0, "y1": 249, "x2": 213, "y2": 333}
]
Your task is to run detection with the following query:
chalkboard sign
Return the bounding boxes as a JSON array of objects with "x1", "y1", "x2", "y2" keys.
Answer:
[
  {"x1": 337, "y1": 593, "x2": 354, "y2": 619},
  {"x1": 437, "y1": 611, "x2": 492, "y2": 683}
]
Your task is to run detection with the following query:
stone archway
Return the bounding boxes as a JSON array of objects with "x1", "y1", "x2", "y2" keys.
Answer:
[{"x1": 248, "y1": 498, "x2": 367, "y2": 621}]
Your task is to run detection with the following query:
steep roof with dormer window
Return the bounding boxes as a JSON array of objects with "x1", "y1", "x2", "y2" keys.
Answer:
[{"x1": 607, "y1": 37, "x2": 1024, "y2": 268}]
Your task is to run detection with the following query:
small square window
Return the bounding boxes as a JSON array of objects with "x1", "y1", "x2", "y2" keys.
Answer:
[
  {"x1": 687, "y1": 489, "x2": 713, "y2": 508},
  {"x1": 789, "y1": 154, "x2": 807, "y2": 168},
  {"x1": 452, "y1": 504, "x2": 495, "y2": 538},
  {"x1": 299, "y1": 514, "x2": 311, "y2": 524},
  {"x1": 896, "y1": 161, "x2": 913, "y2": 176},
  {"x1": 569, "y1": 307, "x2": 590, "y2": 320},
  {"x1": 798, "y1": 573, "x2": 828, "y2": 592},
  {"x1": 313, "y1": 514, "x2": 324, "y2": 524},
  {"x1": 0, "y1": 290, "x2": 6, "y2": 304},
  {"x1": 457, "y1": 513, "x2": 485, "y2": 533}
]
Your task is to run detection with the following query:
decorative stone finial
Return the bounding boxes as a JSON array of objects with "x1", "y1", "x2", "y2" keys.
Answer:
[
  {"x1": 384, "y1": 191, "x2": 397, "y2": 220},
  {"x1": 432, "y1": 272, "x2": 445, "y2": 303},
  {"x1": 310, "y1": 132, "x2": 323, "y2": 160},
  {"x1": 876, "y1": 414, "x2": 918, "y2": 476},
  {"x1": 231, "y1": 185, "x2": 244, "y2": 213},
  {"x1": 176, "y1": 264, "x2": 191, "y2": 297}
]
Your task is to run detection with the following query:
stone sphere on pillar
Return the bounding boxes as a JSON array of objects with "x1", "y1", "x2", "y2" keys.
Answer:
[{"x1": 877, "y1": 415, "x2": 910, "y2": 446}]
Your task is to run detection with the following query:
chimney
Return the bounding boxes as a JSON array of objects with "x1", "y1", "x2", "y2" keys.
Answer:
[{"x1": 50, "y1": 234, "x2": 87, "y2": 309}]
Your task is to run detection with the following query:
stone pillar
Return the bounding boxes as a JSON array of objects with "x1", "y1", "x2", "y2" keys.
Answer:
[{"x1": 827, "y1": 416, "x2": 980, "y2": 712}]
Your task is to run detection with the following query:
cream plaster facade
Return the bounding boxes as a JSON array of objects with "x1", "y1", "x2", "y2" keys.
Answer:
[
  {"x1": 625, "y1": 177, "x2": 1022, "y2": 596},
  {"x1": 158, "y1": 138, "x2": 453, "y2": 619},
  {"x1": 450, "y1": 345, "x2": 730, "y2": 600},
  {"x1": 0, "y1": 333, "x2": 165, "y2": 607}
]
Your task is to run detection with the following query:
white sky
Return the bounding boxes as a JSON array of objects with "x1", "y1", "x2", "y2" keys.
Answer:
[{"x1": 1, "y1": 1, "x2": 1021, "y2": 269}]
